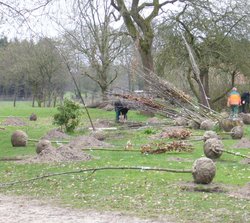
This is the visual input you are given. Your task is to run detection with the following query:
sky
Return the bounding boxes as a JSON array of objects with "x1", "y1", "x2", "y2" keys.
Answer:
[{"x1": 0, "y1": 0, "x2": 183, "y2": 41}]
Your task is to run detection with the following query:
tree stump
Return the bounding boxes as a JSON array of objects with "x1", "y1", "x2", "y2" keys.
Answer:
[
  {"x1": 11, "y1": 130, "x2": 28, "y2": 147},
  {"x1": 203, "y1": 138, "x2": 223, "y2": 159},
  {"x1": 192, "y1": 157, "x2": 216, "y2": 184},
  {"x1": 219, "y1": 118, "x2": 243, "y2": 132}
]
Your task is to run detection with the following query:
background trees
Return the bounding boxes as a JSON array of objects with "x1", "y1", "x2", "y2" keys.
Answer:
[
  {"x1": 154, "y1": 0, "x2": 250, "y2": 108},
  {"x1": 0, "y1": 38, "x2": 69, "y2": 107},
  {"x1": 60, "y1": 0, "x2": 129, "y2": 101}
]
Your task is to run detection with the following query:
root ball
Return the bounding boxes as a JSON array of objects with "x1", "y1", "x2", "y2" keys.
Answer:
[
  {"x1": 11, "y1": 130, "x2": 28, "y2": 147},
  {"x1": 36, "y1": 139, "x2": 52, "y2": 154},
  {"x1": 174, "y1": 117, "x2": 187, "y2": 126},
  {"x1": 203, "y1": 131, "x2": 218, "y2": 142},
  {"x1": 192, "y1": 157, "x2": 216, "y2": 184},
  {"x1": 203, "y1": 138, "x2": 223, "y2": 159},
  {"x1": 240, "y1": 113, "x2": 250, "y2": 124},
  {"x1": 29, "y1": 113, "x2": 37, "y2": 121},
  {"x1": 231, "y1": 126, "x2": 244, "y2": 139},
  {"x1": 200, "y1": 120, "x2": 215, "y2": 131},
  {"x1": 219, "y1": 118, "x2": 243, "y2": 132},
  {"x1": 187, "y1": 120, "x2": 200, "y2": 129}
]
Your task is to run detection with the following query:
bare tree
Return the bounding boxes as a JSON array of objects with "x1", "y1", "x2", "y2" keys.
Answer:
[
  {"x1": 155, "y1": 0, "x2": 250, "y2": 107},
  {"x1": 110, "y1": 0, "x2": 185, "y2": 89},
  {"x1": 59, "y1": 0, "x2": 129, "y2": 101}
]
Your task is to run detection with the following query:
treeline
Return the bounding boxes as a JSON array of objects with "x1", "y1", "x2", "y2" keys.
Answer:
[{"x1": 0, "y1": 37, "x2": 71, "y2": 107}]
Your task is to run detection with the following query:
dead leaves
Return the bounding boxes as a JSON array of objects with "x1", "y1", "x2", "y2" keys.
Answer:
[{"x1": 140, "y1": 141, "x2": 193, "y2": 154}]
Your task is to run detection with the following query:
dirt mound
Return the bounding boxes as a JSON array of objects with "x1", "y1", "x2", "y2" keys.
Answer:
[
  {"x1": 1, "y1": 117, "x2": 27, "y2": 126},
  {"x1": 92, "y1": 119, "x2": 114, "y2": 128},
  {"x1": 21, "y1": 136, "x2": 111, "y2": 164},
  {"x1": 41, "y1": 129, "x2": 71, "y2": 140},
  {"x1": 23, "y1": 145, "x2": 92, "y2": 164},
  {"x1": 67, "y1": 136, "x2": 111, "y2": 149},
  {"x1": 233, "y1": 138, "x2": 250, "y2": 149}
]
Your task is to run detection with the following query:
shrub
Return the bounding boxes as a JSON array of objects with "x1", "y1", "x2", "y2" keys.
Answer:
[{"x1": 53, "y1": 99, "x2": 83, "y2": 132}]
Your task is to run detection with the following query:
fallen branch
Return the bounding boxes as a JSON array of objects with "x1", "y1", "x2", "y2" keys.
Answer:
[
  {"x1": 82, "y1": 148, "x2": 140, "y2": 152},
  {"x1": 28, "y1": 139, "x2": 70, "y2": 144},
  {"x1": 0, "y1": 166, "x2": 192, "y2": 188}
]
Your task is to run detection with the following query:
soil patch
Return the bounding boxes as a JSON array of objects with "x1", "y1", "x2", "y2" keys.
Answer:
[
  {"x1": 233, "y1": 138, "x2": 250, "y2": 149},
  {"x1": 167, "y1": 157, "x2": 193, "y2": 163},
  {"x1": 228, "y1": 183, "x2": 250, "y2": 200},
  {"x1": 178, "y1": 182, "x2": 231, "y2": 193},
  {"x1": 1, "y1": 117, "x2": 27, "y2": 126},
  {"x1": 240, "y1": 158, "x2": 250, "y2": 164},
  {"x1": 179, "y1": 181, "x2": 250, "y2": 200},
  {"x1": 92, "y1": 119, "x2": 115, "y2": 128},
  {"x1": 0, "y1": 194, "x2": 172, "y2": 223}
]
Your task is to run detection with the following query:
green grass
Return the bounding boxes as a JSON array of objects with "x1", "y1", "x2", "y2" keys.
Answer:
[{"x1": 0, "y1": 101, "x2": 249, "y2": 223}]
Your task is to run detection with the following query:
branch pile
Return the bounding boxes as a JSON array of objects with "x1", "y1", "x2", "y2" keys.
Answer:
[
  {"x1": 111, "y1": 69, "x2": 223, "y2": 123},
  {"x1": 140, "y1": 141, "x2": 193, "y2": 154}
]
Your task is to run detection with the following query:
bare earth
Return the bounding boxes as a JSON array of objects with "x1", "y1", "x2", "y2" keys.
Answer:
[{"x1": 0, "y1": 194, "x2": 171, "y2": 223}]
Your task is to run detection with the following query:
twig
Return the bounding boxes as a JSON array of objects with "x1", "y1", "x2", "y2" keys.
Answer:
[{"x1": 0, "y1": 166, "x2": 192, "y2": 188}]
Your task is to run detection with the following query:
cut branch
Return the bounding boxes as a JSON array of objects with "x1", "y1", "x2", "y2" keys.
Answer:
[{"x1": 0, "y1": 166, "x2": 192, "y2": 188}]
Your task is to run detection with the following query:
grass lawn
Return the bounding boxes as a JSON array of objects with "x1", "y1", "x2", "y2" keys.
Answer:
[{"x1": 0, "y1": 101, "x2": 249, "y2": 223}]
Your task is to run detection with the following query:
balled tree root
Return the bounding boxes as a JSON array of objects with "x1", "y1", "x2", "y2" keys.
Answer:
[
  {"x1": 11, "y1": 130, "x2": 69, "y2": 148},
  {"x1": 203, "y1": 138, "x2": 249, "y2": 159}
]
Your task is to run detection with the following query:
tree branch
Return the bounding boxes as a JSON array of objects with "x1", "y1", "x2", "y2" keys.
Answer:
[{"x1": 0, "y1": 166, "x2": 192, "y2": 188}]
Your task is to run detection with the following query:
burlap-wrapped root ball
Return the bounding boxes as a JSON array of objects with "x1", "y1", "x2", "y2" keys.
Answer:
[
  {"x1": 219, "y1": 118, "x2": 243, "y2": 132},
  {"x1": 200, "y1": 119, "x2": 216, "y2": 131},
  {"x1": 203, "y1": 138, "x2": 224, "y2": 159},
  {"x1": 29, "y1": 113, "x2": 37, "y2": 121},
  {"x1": 203, "y1": 131, "x2": 218, "y2": 142},
  {"x1": 11, "y1": 130, "x2": 28, "y2": 147},
  {"x1": 192, "y1": 157, "x2": 216, "y2": 184},
  {"x1": 36, "y1": 139, "x2": 52, "y2": 154},
  {"x1": 174, "y1": 117, "x2": 187, "y2": 126},
  {"x1": 240, "y1": 113, "x2": 250, "y2": 124},
  {"x1": 90, "y1": 130, "x2": 106, "y2": 141},
  {"x1": 230, "y1": 126, "x2": 244, "y2": 139},
  {"x1": 188, "y1": 120, "x2": 200, "y2": 129}
]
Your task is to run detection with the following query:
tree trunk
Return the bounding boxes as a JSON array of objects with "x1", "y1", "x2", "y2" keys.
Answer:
[
  {"x1": 32, "y1": 95, "x2": 35, "y2": 107},
  {"x1": 200, "y1": 67, "x2": 210, "y2": 100},
  {"x1": 134, "y1": 36, "x2": 154, "y2": 90}
]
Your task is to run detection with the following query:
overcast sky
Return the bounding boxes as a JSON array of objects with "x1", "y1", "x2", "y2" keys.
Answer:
[{"x1": 0, "y1": 0, "x2": 183, "y2": 41}]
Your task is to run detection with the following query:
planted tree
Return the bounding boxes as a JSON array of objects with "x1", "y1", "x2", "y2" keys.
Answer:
[{"x1": 53, "y1": 99, "x2": 84, "y2": 132}]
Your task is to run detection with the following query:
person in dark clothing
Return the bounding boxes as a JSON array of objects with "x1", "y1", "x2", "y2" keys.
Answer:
[
  {"x1": 120, "y1": 107, "x2": 129, "y2": 120},
  {"x1": 241, "y1": 91, "x2": 250, "y2": 113},
  {"x1": 114, "y1": 99, "x2": 123, "y2": 122},
  {"x1": 114, "y1": 99, "x2": 129, "y2": 122}
]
